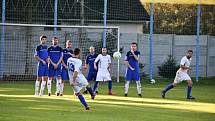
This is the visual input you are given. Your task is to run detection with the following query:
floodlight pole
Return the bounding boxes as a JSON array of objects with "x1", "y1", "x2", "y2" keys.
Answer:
[
  {"x1": 0, "y1": 0, "x2": 6, "y2": 78},
  {"x1": 196, "y1": 1, "x2": 201, "y2": 82},
  {"x1": 103, "y1": 0, "x2": 107, "y2": 47},
  {"x1": 149, "y1": 3, "x2": 154, "y2": 81},
  {"x1": 54, "y1": 0, "x2": 58, "y2": 36}
]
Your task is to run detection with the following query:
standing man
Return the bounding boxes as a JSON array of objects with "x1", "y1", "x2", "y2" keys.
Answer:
[
  {"x1": 124, "y1": 42, "x2": 142, "y2": 97},
  {"x1": 161, "y1": 49, "x2": 195, "y2": 99},
  {"x1": 67, "y1": 48, "x2": 95, "y2": 110},
  {"x1": 48, "y1": 37, "x2": 63, "y2": 96},
  {"x1": 34, "y1": 35, "x2": 49, "y2": 96},
  {"x1": 93, "y1": 47, "x2": 112, "y2": 95},
  {"x1": 83, "y1": 46, "x2": 98, "y2": 94},
  {"x1": 61, "y1": 40, "x2": 73, "y2": 96}
]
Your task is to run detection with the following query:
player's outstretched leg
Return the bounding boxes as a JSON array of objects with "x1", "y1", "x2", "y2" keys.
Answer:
[
  {"x1": 124, "y1": 81, "x2": 130, "y2": 97},
  {"x1": 186, "y1": 80, "x2": 195, "y2": 99},
  {"x1": 136, "y1": 81, "x2": 142, "y2": 97},
  {"x1": 86, "y1": 86, "x2": 95, "y2": 99},
  {"x1": 76, "y1": 92, "x2": 89, "y2": 110},
  {"x1": 161, "y1": 83, "x2": 175, "y2": 98},
  {"x1": 108, "y1": 81, "x2": 112, "y2": 95},
  {"x1": 93, "y1": 81, "x2": 99, "y2": 93}
]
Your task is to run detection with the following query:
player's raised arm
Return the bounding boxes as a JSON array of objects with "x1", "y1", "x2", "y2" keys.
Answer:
[
  {"x1": 94, "y1": 54, "x2": 100, "y2": 70},
  {"x1": 131, "y1": 50, "x2": 139, "y2": 61},
  {"x1": 124, "y1": 54, "x2": 134, "y2": 70}
]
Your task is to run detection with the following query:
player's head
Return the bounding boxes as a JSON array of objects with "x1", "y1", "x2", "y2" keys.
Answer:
[
  {"x1": 186, "y1": 49, "x2": 193, "y2": 59},
  {"x1": 130, "y1": 42, "x2": 137, "y2": 51},
  {"x1": 66, "y1": 40, "x2": 72, "y2": 48},
  {"x1": 89, "y1": 46, "x2": 95, "y2": 54},
  {"x1": 52, "y1": 37, "x2": 58, "y2": 45},
  {"x1": 40, "y1": 35, "x2": 47, "y2": 44},
  {"x1": 74, "y1": 48, "x2": 81, "y2": 58},
  {"x1": 102, "y1": 47, "x2": 107, "y2": 55}
]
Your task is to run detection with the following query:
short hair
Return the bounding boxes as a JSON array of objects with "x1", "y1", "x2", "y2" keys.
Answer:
[
  {"x1": 52, "y1": 37, "x2": 58, "y2": 40},
  {"x1": 40, "y1": 35, "x2": 47, "y2": 40},
  {"x1": 74, "y1": 48, "x2": 80, "y2": 55},
  {"x1": 66, "y1": 40, "x2": 72, "y2": 43},
  {"x1": 131, "y1": 42, "x2": 137, "y2": 46},
  {"x1": 187, "y1": 49, "x2": 193, "y2": 53}
]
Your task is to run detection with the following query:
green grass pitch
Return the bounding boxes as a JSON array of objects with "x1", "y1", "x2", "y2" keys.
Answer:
[{"x1": 0, "y1": 78, "x2": 215, "y2": 121}]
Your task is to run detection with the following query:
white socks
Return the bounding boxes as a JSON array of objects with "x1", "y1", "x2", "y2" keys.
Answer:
[
  {"x1": 136, "y1": 81, "x2": 142, "y2": 94},
  {"x1": 47, "y1": 80, "x2": 52, "y2": 94},
  {"x1": 56, "y1": 79, "x2": 62, "y2": 94},
  {"x1": 124, "y1": 81, "x2": 130, "y2": 94},
  {"x1": 60, "y1": 82, "x2": 64, "y2": 94},
  {"x1": 39, "y1": 81, "x2": 46, "y2": 96},
  {"x1": 35, "y1": 80, "x2": 40, "y2": 95}
]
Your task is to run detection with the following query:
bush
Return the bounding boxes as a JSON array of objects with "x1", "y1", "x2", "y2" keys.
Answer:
[{"x1": 157, "y1": 55, "x2": 180, "y2": 78}]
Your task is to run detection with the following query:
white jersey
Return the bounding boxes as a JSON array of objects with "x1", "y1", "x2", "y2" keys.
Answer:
[
  {"x1": 178, "y1": 56, "x2": 191, "y2": 73},
  {"x1": 95, "y1": 54, "x2": 112, "y2": 81},
  {"x1": 174, "y1": 56, "x2": 192, "y2": 84},
  {"x1": 95, "y1": 54, "x2": 111, "y2": 71},
  {"x1": 67, "y1": 57, "x2": 88, "y2": 93}
]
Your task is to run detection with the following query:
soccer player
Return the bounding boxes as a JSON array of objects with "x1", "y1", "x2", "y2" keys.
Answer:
[
  {"x1": 124, "y1": 42, "x2": 142, "y2": 97},
  {"x1": 161, "y1": 49, "x2": 195, "y2": 99},
  {"x1": 67, "y1": 48, "x2": 95, "y2": 110},
  {"x1": 93, "y1": 47, "x2": 113, "y2": 95},
  {"x1": 47, "y1": 37, "x2": 63, "y2": 96},
  {"x1": 34, "y1": 35, "x2": 49, "y2": 96},
  {"x1": 83, "y1": 46, "x2": 98, "y2": 94},
  {"x1": 61, "y1": 40, "x2": 73, "y2": 96}
]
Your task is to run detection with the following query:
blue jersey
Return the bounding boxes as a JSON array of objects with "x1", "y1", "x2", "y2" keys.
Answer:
[
  {"x1": 125, "y1": 51, "x2": 140, "y2": 70},
  {"x1": 48, "y1": 45, "x2": 63, "y2": 63},
  {"x1": 62, "y1": 48, "x2": 73, "y2": 65},
  {"x1": 86, "y1": 53, "x2": 98, "y2": 73},
  {"x1": 35, "y1": 44, "x2": 49, "y2": 63}
]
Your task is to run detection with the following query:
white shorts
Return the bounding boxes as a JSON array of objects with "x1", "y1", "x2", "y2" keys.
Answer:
[
  {"x1": 96, "y1": 69, "x2": 111, "y2": 81},
  {"x1": 174, "y1": 71, "x2": 191, "y2": 84},
  {"x1": 68, "y1": 73, "x2": 88, "y2": 93}
]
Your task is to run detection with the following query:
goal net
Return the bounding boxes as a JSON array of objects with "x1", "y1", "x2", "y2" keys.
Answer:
[{"x1": 0, "y1": 23, "x2": 120, "y2": 82}]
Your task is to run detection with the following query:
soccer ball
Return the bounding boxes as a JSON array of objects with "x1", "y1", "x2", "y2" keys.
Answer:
[
  {"x1": 113, "y1": 51, "x2": 122, "y2": 60},
  {"x1": 150, "y1": 79, "x2": 156, "y2": 84}
]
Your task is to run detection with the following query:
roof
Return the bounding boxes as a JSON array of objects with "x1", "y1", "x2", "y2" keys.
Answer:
[{"x1": 5, "y1": 0, "x2": 149, "y2": 23}]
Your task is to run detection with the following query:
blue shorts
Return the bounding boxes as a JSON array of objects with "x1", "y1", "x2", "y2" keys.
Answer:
[
  {"x1": 37, "y1": 63, "x2": 48, "y2": 77},
  {"x1": 61, "y1": 68, "x2": 69, "y2": 81},
  {"x1": 48, "y1": 64, "x2": 62, "y2": 77},
  {"x1": 125, "y1": 69, "x2": 140, "y2": 81},
  {"x1": 87, "y1": 72, "x2": 97, "y2": 82}
]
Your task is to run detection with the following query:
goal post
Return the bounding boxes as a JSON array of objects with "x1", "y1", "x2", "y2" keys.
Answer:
[{"x1": 0, "y1": 23, "x2": 120, "y2": 82}]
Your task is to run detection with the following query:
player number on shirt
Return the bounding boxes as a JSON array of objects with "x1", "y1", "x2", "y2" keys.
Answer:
[{"x1": 68, "y1": 63, "x2": 75, "y2": 72}]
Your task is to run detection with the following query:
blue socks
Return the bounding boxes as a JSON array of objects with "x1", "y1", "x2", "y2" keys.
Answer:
[
  {"x1": 108, "y1": 81, "x2": 112, "y2": 91},
  {"x1": 78, "y1": 94, "x2": 88, "y2": 108},
  {"x1": 187, "y1": 86, "x2": 192, "y2": 97},
  {"x1": 86, "y1": 86, "x2": 94, "y2": 96},
  {"x1": 163, "y1": 83, "x2": 174, "y2": 94},
  {"x1": 93, "y1": 81, "x2": 99, "y2": 92}
]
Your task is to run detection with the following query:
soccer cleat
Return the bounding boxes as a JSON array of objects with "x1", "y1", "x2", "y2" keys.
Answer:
[
  {"x1": 91, "y1": 94, "x2": 95, "y2": 100},
  {"x1": 48, "y1": 93, "x2": 51, "y2": 96},
  {"x1": 161, "y1": 91, "x2": 165, "y2": 98},
  {"x1": 124, "y1": 94, "x2": 128, "y2": 97},
  {"x1": 60, "y1": 94, "x2": 63, "y2": 96},
  {"x1": 85, "y1": 107, "x2": 90, "y2": 110},
  {"x1": 83, "y1": 90, "x2": 88, "y2": 94},
  {"x1": 95, "y1": 91, "x2": 99, "y2": 94},
  {"x1": 55, "y1": 92, "x2": 60, "y2": 96},
  {"x1": 108, "y1": 91, "x2": 113, "y2": 95},
  {"x1": 187, "y1": 96, "x2": 195, "y2": 100},
  {"x1": 138, "y1": 94, "x2": 142, "y2": 97}
]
